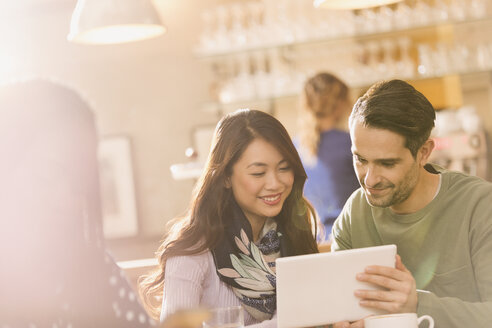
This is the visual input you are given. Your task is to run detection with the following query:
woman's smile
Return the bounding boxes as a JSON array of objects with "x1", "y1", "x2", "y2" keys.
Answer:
[{"x1": 260, "y1": 193, "x2": 282, "y2": 205}]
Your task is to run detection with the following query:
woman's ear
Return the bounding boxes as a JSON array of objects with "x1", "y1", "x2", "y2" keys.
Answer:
[
  {"x1": 224, "y1": 177, "x2": 231, "y2": 188},
  {"x1": 419, "y1": 138, "x2": 435, "y2": 166}
]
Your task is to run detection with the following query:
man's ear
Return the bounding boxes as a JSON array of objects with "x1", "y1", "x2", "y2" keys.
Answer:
[{"x1": 418, "y1": 138, "x2": 435, "y2": 166}]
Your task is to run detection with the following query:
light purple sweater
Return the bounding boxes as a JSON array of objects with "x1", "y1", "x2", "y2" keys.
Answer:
[{"x1": 160, "y1": 251, "x2": 277, "y2": 328}]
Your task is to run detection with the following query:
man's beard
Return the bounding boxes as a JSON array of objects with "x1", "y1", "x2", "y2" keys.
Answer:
[{"x1": 362, "y1": 164, "x2": 419, "y2": 208}]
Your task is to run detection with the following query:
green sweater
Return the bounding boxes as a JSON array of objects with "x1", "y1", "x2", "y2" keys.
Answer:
[{"x1": 332, "y1": 165, "x2": 492, "y2": 327}]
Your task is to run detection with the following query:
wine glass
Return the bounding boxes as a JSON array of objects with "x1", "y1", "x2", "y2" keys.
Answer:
[{"x1": 202, "y1": 306, "x2": 244, "y2": 328}]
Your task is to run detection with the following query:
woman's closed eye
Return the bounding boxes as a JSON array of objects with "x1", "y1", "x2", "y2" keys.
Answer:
[{"x1": 279, "y1": 165, "x2": 291, "y2": 172}]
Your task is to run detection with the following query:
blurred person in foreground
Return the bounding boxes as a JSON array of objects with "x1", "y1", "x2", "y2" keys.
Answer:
[
  {"x1": 0, "y1": 79, "x2": 151, "y2": 327},
  {"x1": 139, "y1": 109, "x2": 319, "y2": 328},
  {"x1": 332, "y1": 80, "x2": 492, "y2": 327},
  {"x1": 296, "y1": 72, "x2": 359, "y2": 242}
]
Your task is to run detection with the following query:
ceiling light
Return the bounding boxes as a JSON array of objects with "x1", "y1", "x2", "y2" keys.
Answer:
[{"x1": 67, "y1": 0, "x2": 166, "y2": 45}]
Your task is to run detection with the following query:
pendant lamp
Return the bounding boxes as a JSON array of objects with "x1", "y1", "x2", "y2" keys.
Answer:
[
  {"x1": 67, "y1": 0, "x2": 166, "y2": 45},
  {"x1": 314, "y1": 0, "x2": 403, "y2": 10}
]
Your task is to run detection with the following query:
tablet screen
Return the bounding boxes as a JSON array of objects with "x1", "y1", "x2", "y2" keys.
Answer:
[{"x1": 276, "y1": 244, "x2": 397, "y2": 328}]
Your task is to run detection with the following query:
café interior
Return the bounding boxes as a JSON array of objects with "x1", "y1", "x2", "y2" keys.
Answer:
[{"x1": 2, "y1": 0, "x2": 492, "y2": 325}]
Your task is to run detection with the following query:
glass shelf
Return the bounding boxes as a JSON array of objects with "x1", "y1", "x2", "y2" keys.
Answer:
[
  {"x1": 201, "y1": 69, "x2": 492, "y2": 113},
  {"x1": 194, "y1": 15, "x2": 492, "y2": 59}
]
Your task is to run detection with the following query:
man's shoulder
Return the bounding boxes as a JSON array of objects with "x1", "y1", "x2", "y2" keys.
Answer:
[
  {"x1": 427, "y1": 163, "x2": 492, "y2": 191},
  {"x1": 340, "y1": 188, "x2": 372, "y2": 218},
  {"x1": 442, "y1": 169, "x2": 492, "y2": 192},
  {"x1": 433, "y1": 167, "x2": 492, "y2": 210}
]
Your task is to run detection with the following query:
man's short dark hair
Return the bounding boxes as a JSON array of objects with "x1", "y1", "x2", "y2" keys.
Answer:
[{"x1": 349, "y1": 79, "x2": 436, "y2": 158}]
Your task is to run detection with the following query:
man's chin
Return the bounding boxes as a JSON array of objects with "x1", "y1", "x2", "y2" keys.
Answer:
[{"x1": 365, "y1": 194, "x2": 391, "y2": 208}]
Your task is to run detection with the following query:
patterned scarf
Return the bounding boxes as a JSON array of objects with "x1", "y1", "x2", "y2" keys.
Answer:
[{"x1": 212, "y1": 201, "x2": 290, "y2": 321}]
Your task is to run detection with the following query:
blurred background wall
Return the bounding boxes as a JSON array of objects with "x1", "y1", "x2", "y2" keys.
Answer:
[{"x1": 0, "y1": 1, "x2": 230, "y2": 260}]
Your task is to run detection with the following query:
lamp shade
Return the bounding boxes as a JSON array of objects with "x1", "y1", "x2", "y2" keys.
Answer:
[
  {"x1": 67, "y1": 0, "x2": 166, "y2": 44},
  {"x1": 314, "y1": 0, "x2": 403, "y2": 10}
]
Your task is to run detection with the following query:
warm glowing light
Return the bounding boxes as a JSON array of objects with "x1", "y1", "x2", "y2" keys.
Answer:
[
  {"x1": 68, "y1": 24, "x2": 166, "y2": 45},
  {"x1": 314, "y1": 0, "x2": 403, "y2": 10},
  {"x1": 67, "y1": 0, "x2": 166, "y2": 45}
]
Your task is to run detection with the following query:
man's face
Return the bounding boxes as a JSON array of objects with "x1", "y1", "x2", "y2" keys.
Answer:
[{"x1": 350, "y1": 121, "x2": 421, "y2": 212}]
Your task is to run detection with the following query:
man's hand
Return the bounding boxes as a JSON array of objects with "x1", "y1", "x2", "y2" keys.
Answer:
[{"x1": 354, "y1": 254, "x2": 417, "y2": 313}]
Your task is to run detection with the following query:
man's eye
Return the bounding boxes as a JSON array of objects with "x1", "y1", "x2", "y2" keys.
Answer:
[
  {"x1": 251, "y1": 172, "x2": 265, "y2": 177},
  {"x1": 354, "y1": 156, "x2": 366, "y2": 163},
  {"x1": 382, "y1": 162, "x2": 396, "y2": 168}
]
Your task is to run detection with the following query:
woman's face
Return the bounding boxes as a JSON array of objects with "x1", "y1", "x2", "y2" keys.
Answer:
[{"x1": 228, "y1": 138, "x2": 294, "y2": 227}]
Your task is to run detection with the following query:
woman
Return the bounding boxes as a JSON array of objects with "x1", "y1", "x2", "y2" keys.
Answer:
[
  {"x1": 296, "y1": 72, "x2": 359, "y2": 240},
  {"x1": 139, "y1": 109, "x2": 319, "y2": 327},
  {"x1": 0, "y1": 79, "x2": 151, "y2": 327}
]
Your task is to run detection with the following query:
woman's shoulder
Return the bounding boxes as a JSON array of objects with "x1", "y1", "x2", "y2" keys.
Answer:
[
  {"x1": 167, "y1": 250, "x2": 212, "y2": 263},
  {"x1": 321, "y1": 128, "x2": 350, "y2": 137},
  {"x1": 166, "y1": 250, "x2": 213, "y2": 275},
  {"x1": 319, "y1": 129, "x2": 351, "y2": 147}
]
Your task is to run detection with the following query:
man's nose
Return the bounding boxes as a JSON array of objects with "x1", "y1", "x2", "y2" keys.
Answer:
[{"x1": 364, "y1": 166, "x2": 380, "y2": 188}]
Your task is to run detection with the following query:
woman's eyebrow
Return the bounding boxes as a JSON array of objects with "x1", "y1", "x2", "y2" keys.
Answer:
[
  {"x1": 246, "y1": 159, "x2": 288, "y2": 168},
  {"x1": 246, "y1": 162, "x2": 267, "y2": 168}
]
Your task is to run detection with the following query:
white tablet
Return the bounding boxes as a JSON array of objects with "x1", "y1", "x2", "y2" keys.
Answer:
[{"x1": 276, "y1": 244, "x2": 397, "y2": 328}]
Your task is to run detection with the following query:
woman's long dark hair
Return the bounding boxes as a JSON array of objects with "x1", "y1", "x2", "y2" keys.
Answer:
[{"x1": 139, "y1": 109, "x2": 319, "y2": 319}]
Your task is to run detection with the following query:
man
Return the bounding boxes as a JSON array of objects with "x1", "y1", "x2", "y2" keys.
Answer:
[{"x1": 332, "y1": 80, "x2": 492, "y2": 327}]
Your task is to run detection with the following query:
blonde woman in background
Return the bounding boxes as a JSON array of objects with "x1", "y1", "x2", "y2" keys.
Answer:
[{"x1": 296, "y1": 72, "x2": 359, "y2": 241}]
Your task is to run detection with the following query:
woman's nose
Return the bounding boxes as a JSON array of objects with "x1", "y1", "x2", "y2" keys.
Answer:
[{"x1": 265, "y1": 172, "x2": 280, "y2": 190}]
